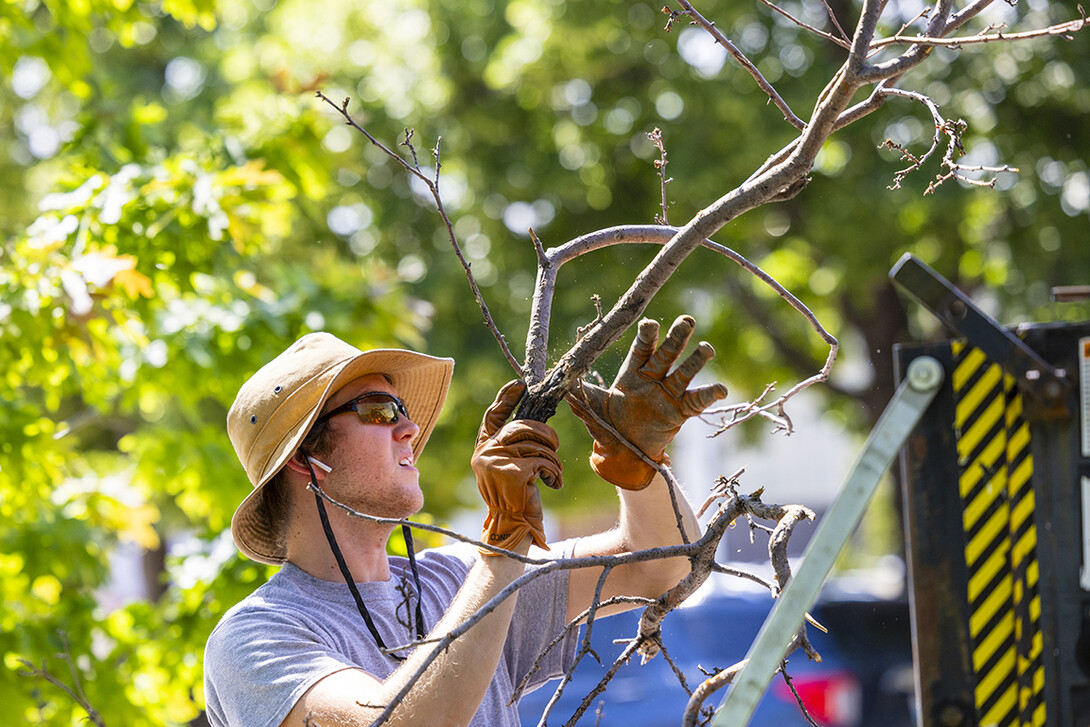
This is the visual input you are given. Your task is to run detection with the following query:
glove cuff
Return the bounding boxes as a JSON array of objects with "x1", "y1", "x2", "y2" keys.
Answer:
[
  {"x1": 480, "y1": 510, "x2": 548, "y2": 556},
  {"x1": 588, "y1": 441, "x2": 668, "y2": 491}
]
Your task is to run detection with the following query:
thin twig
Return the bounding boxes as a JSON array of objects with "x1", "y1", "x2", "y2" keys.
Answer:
[
  {"x1": 756, "y1": 0, "x2": 852, "y2": 48},
  {"x1": 17, "y1": 632, "x2": 107, "y2": 727},
  {"x1": 647, "y1": 128, "x2": 672, "y2": 225},
  {"x1": 780, "y1": 662, "x2": 823, "y2": 727},
  {"x1": 671, "y1": 0, "x2": 807, "y2": 129},
  {"x1": 510, "y1": 594, "x2": 656, "y2": 706},
  {"x1": 816, "y1": 0, "x2": 849, "y2": 42},
  {"x1": 315, "y1": 91, "x2": 522, "y2": 374},
  {"x1": 561, "y1": 638, "x2": 643, "y2": 727}
]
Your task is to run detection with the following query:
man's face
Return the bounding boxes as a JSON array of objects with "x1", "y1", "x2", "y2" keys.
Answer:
[{"x1": 316, "y1": 373, "x2": 424, "y2": 518}]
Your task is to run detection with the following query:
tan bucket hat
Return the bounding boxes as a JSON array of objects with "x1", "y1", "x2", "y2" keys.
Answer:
[{"x1": 226, "y1": 332, "x2": 454, "y2": 564}]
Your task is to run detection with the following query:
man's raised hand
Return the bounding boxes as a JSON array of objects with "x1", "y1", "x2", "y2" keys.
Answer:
[
  {"x1": 568, "y1": 315, "x2": 728, "y2": 490},
  {"x1": 473, "y1": 380, "x2": 563, "y2": 554}
]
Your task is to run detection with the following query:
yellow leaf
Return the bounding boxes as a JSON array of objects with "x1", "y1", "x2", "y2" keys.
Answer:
[
  {"x1": 221, "y1": 160, "x2": 284, "y2": 189},
  {"x1": 233, "y1": 270, "x2": 275, "y2": 303},
  {"x1": 133, "y1": 102, "x2": 168, "y2": 125},
  {"x1": 114, "y1": 267, "x2": 155, "y2": 299},
  {"x1": 119, "y1": 503, "x2": 161, "y2": 550},
  {"x1": 30, "y1": 575, "x2": 62, "y2": 606}
]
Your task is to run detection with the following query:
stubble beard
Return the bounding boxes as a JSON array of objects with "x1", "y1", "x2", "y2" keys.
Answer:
[{"x1": 339, "y1": 474, "x2": 424, "y2": 521}]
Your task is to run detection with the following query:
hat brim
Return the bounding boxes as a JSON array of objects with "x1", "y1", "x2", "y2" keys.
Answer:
[{"x1": 231, "y1": 348, "x2": 453, "y2": 565}]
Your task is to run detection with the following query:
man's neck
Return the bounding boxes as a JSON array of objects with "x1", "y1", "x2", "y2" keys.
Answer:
[{"x1": 285, "y1": 508, "x2": 396, "y2": 583}]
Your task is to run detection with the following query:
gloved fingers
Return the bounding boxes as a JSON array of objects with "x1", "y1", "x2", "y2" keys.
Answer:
[
  {"x1": 475, "y1": 444, "x2": 562, "y2": 479},
  {"x1": 488, "y1": 441, "x2": 563, "y2": 472},
  {"x1": 679, "y1": 382, "x2": 730, "y2": 417},
  {"x1": 482, "y1": 453, "x2": 562, "y2": 490},
  {"x1": 617, "y1": 318, "x2": 661, "y2": 381},
  {"x1": 478, "y1": 420, "x2": 564, "y2": 490},
  {"x1": 538, "y1": 464, "x2": 563, "y2": 490},
  {"x1": 489, "y1": 418, "x2": 560, "y2": 451},
  {"x1": 664, "y1": 340, "x2": 715, "y2": 399},
  {"x1": 477, "y1": 380, "x2": 527, "y2": 444},
  {"x1": 566, "y1": 382, "x2": 610, "y2": 431},
  {"x1": 505, "y1": 444, "x2": 562, "y2": 488},
  {"x1": 481, "y1": 511, "x2": 547, "y2": 553},
  {"x1": 642, "y1": 315, "x2": 695, "y2": 380},
  {"x1": 505, "y1": 443, "x2": 564, "y2": 490}
]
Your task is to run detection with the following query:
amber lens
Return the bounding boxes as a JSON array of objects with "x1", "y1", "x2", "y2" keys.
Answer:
[{"x1": 357, "y1": 400, "x2": 398, "y2": 424}]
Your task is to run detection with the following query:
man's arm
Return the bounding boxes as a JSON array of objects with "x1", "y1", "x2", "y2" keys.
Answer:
[
  {"x1": 282, "y1": 543, "x2": 528, "y2": 727},
  {"x1": 564, "y1": 315, "x2": 727, "y2": 622},
  {"x1": 565, "y1": 471, "x2": 699, "y2": 622}
]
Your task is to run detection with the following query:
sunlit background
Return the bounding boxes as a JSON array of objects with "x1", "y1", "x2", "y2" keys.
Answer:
[{"x1": 1, "y1": 0, "x2": 1087, "y2": 723}]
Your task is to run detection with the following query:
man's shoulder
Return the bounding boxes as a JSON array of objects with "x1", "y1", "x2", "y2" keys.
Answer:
[{"x1": 207, "y1": 569, "x2": 314, "y2": 643}]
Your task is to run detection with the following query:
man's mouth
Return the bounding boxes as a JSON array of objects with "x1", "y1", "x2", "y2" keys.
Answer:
[{"x1": 398, "y1": 456, "x2": 413, "y2": 467}]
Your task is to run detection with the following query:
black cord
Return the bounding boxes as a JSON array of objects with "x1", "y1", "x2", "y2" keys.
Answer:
[
  {"x1": 401, "y1": 523, "x2": 427, "y2": 640},
  {"x1": 304, "y1": 457, "x2": 429, "y2": 660}
]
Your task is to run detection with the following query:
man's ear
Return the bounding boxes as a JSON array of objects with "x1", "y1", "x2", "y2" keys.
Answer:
[{"x1": 283, "y1": 450, "x2": 330, "y2": 480}]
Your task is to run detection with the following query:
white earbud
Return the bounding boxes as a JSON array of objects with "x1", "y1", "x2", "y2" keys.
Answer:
[{"x1": 307, "y1": 456, "x2": 333, "y2": 473}]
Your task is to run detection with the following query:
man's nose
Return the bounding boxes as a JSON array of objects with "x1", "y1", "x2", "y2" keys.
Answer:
[{"x1": 396, "y1": 416, "x2": 420, "y2": 442}]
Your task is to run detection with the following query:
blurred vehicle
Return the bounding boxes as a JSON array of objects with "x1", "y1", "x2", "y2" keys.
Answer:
[{"x1": 517, "y1": 570, "x2": 914, "y2": 727}]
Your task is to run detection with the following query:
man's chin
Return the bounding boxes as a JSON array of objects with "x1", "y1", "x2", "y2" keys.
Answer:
[{"x1": 382, "y1": 493, "x2": 425, "y2": 521}]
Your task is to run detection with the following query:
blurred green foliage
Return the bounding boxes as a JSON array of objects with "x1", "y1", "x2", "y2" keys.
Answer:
[{"x1": 0, "y1": 0, "x2": 1087, "y2": 723}]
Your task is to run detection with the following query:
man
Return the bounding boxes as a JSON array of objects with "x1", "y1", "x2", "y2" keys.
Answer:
[{"x1": 204, "y1": 315, "x2": 727, "y2": 727}]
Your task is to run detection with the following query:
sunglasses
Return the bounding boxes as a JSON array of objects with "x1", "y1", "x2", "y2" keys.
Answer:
[{"x1": 317, "y1": 392, "x2": 411, "y2": 426}]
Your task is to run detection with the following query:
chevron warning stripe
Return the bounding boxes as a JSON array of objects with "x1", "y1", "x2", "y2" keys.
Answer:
[{"x1": 951, "y1": 341, "x2": 1046, "y2": 727}]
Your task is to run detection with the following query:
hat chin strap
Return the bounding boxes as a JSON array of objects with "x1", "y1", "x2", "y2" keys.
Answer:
[{"x1": 303, "y1": 455, "x2": 426, "y2": 660}]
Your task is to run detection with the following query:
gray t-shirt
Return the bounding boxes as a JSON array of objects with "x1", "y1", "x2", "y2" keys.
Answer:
[{"x1": 203, "y1": 542, "x2": 578, "y2": 727}]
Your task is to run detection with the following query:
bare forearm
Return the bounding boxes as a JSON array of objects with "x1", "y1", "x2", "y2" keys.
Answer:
[
  {"x1": 286, "y1": 547, "x2": 528, "y2": 727},
  {"x1": 567, "y1": 472, "x2": 699, "y2": 621},
  {"x1": 377, "y1": 549, "x2": 527, "y2": 725},
  {"x1": 564, "y1": 313, "x2": 723, "y2": 619},
  {"x1": 617, "y1": 471, "x2": 700, "y2": 551}
]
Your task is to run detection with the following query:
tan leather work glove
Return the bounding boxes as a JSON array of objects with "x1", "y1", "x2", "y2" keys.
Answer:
[
  {"x1": 473, "y1": 380, "x2": 563, "y2": 555},
  {"x1": 568, "y1": 315, "x2": 728, "y2": 490}
]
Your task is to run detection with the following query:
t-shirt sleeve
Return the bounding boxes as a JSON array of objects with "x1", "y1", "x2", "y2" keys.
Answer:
[{"x1": 203, "y1": 605, "x2": 359, "y2": 727}]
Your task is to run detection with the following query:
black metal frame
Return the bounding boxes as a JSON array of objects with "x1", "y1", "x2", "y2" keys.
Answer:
[{"x1": 891, "y1": 254, "x2": 1090, "y2": 727}]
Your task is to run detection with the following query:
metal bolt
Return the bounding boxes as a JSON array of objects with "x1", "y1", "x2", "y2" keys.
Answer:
[
  {"x1": 937, "y1": 704, "x2": 966, "y2": 727},
  {"x1": 907, "y1": 355, "x2": 944, "y2": 392}
]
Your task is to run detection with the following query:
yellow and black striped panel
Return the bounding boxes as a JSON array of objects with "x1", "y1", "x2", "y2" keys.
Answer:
[{"x1": 951, "y1": 341, "x2": 1046, "y2": 727}]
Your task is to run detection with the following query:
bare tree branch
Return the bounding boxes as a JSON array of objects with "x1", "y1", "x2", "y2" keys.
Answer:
[
  {"x1": 521, "y1": 224, "x2": 838, "y2": 432},
  {"x1": 315, "y1": 91, "x2": 523, "y2": 376},
  {"x1": 873, "y1": 7, "x2": 1088, "y2": 50}
]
